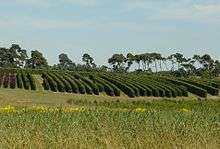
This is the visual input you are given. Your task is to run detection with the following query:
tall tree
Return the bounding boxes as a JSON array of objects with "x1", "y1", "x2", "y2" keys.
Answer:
[
  {"x1": 126, "y1": 53, "x2": 135, "y2": 71},
  {"x1": 82, "y1": 53, "x2": 96, "y2": 68},
  {"x1": 25, "y1": 50, "x2": 48, "y2": 69},
  {"x1": 0, "y1": 44, "x2": 27, "y2": 68},
  {"x1": 108, "y1": 54, "x2": 126, "y2": 71},
  {"x1": 58, "y1": 53, "x2": 76, "y2": 70},
  {"x1": 134, "y1": 54, "x2": 141, "y2": 70}
]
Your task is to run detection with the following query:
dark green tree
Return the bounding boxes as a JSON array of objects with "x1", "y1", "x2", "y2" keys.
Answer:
[
  {"x1": 25, "y1": 50, "x2": 48, "y2": 69},
  {"x1": 108, "y1": 54, "x2": 126, "y2": 71},
  {"x1": 0, "y1": 44, "x2": 27, "y2": 68},
  {"x1": 58, "y1": 53, "x2": 76, "y2": 70},
  {"x1": 82, "y1": 53, "x2": 96, "y2": 68}
]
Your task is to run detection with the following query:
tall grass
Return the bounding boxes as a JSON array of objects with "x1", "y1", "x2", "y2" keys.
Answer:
[{"x1": 0, "y1": 101, "x2": 219, "y2": 149}]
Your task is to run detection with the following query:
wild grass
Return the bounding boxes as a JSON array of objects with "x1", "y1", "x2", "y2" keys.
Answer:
[{"x1": 0, "y1": 89, "x2": 219, "y2": 148}]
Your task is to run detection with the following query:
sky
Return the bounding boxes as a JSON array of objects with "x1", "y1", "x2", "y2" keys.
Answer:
[{"x1": 0, "y1": 0, "x2": 220, "y2": 66}]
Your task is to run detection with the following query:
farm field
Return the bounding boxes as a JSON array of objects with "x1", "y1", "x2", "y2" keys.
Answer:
[
  {"x1": 0, "y1": 69, "x2": 220, "y2": 148},
  {"x1": 0, "y1": 88, "x2": 219, "y2": 148}
]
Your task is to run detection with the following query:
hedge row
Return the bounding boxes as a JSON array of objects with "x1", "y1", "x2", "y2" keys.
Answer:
[
  {"x1": 74, "y1": 74, "x2": 99, "y2": 95},
  {"x1": 42, "y1": 73, "x2": 57, "y2": 92},
  {"x1": 114, "y1": 75, "x2": 148, "y2": 96},
  {"x1": 91, "y1": 76, "x2": 118, "y2": 96},
  {"x1": 9, "y1": 74, "x2": 16, "y2": 89},
  {"x1": 48, "y1": 73, "x2": 65, "y2": 92},
  {"x1": 21, "y1": 72, "x2": 30, "y2": 90},
  {"x1": 156, "y1": 77, "x2": 188, "y2": 97},
  {"x1": 105, "y1": 74, "x2": 141, "y2": 97},
  {"x1": 0, "y1": 73, "x2": 4, "y2": 88},
  {"x1": 179, "y1": 78, "x2": 219, "y2": 96},
  {"x1": 165, "y1": 78, "x2": 207, "y2": 98},
  {"x1": 53, "y1": 73, "x2": 72, "y2": 93},
  {"x1": 42, "y1": 78, "x2": 50, "y2": 90},
  {"x1": 62, "y1": 74, "x2": 79, "y2": 93},
  {"x1": 27, "y1": 73, "x2": 36, "y2": 90},
  {"x1": 138, "y1": 77, "x2": 166, "y2": 97},
  {"x1": 65, "y1": 73, "x2": 86, "y2": 94},
  {"x1": 101, "y1": 75, "x2": 135, "y2": 98},
  {"x1": 16, "y1": 73, "x2": 23, "y2": 89},
  {"x1": 3, "y1": 73, "x2": 9, "y2": 88},
  {"x1": 147, "y1": 76, "x2": 187, "y2": 97}
]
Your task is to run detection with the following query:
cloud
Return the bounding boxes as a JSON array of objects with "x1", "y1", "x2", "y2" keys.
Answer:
[{"x1": 2, "y1": 0, "x2": 98, "y2": 7}]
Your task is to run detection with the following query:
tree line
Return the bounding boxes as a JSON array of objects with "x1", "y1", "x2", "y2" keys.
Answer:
[
  {"x1": 0, "y1": 44, "x2": 219, "y2": 77},
  {"x1": 108, "y1": 53, "x2": 220, "y2": 76}
]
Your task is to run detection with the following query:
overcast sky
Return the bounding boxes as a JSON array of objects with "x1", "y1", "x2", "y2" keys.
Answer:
[{"x1": 0, "y1": 0, "x2": 220, "y2": 66}]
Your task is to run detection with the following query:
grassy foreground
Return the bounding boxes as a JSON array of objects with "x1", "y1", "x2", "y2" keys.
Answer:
[{"x1": 0, "y1": 89, "x2": 219, "y2": 148}]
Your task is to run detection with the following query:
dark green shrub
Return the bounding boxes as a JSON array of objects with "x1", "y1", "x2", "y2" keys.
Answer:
[
  {"x1": 0, "y1": 73, "x2": 4, "y2": 88},
  {"x1": 53, "y1": 73, "x2": 72, "y2": 93},
  {"x1": 80, "y1": 80, "x2": 93, "y2": 94},
  {"x1": 101, "y1": 75, "x2": 135, "y2": 98},
  {"x1": 63, "y1": 75, "x2": 79, "y2": 93},
  {"x1": 66, "y1": 74, "x2": 86, "y2": 94},
  {"x1": 75, "y1": 74, "x2": 99, "y2": 95},
  {"x1": 179, "y1": 79, "x2": 219, "y2": 96},
  {"x1": 27, "y1": 73, "x2": 36, "y2": 90},
  {"x1": 48, "y1": 73, "x2": 65, "y2": 92},
  {"x1": 9, "y1": 74, "x2": 16, "y2": 89},
  {"x1": 21, "y1": 72, "x2": 30, "y2": 90},
  {"x1": 42, "y1": 78, "x2": 50, "y2": 90},
  {"x1": 42, "y1": 73, "x2": 57, "y2": 92},
  {"x1": 94, "y1": 77, "x2": 115, "y2": 96},
  {"x1": 16, "y1": 73, "x2": 23, "y2": 89},
  {"x1": 166, "y1": 78, "x2": 207, "y2": 98}
]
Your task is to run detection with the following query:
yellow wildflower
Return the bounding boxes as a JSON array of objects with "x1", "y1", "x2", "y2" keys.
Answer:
[
  {"x1": 134, "y1": 108, "x2": 146, "y2": 112},
  {"x1": 32, "y1": 106, "x2": 48, "y2": 113},
  {"x1": 180, "y1": 108, "x2": 190, "y2": 113},
  {"x1": 0, "y1": 105, "x2": 16, "y2": 113},
  {"x1": 62, "y1": 107, "x2": 84, "y2": 113}
]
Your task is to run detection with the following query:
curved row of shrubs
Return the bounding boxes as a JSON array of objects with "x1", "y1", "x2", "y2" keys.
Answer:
[
  {"x1": 178, "y1": 78, "x2": 219, "y2": 96},
  {"x1": 100, "y1": 74, "x2": 136, "y2": 98},
  {"x1": 164, "y1": 78, "x2": 207, "y2": 98}
]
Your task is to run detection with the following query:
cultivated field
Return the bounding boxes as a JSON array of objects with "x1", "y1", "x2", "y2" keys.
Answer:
[{"x1": 0, "y1": 69, "x2": 219, "y2": 148}]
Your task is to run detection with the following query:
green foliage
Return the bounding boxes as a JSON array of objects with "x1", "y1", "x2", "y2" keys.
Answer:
[
  {"x1": 48, "y1": 73, "x2": 65, "y2": 92},
  {"x1": 75, "y1": 74, "x2": 99, "y2": 95},
  {"x1": 16, "y1": 73, "x2": 23, "y2": 89},
  {"x1": 42, "y1": 78, "x2": 50, "y2": 90},
  {"x1": 21, "y1": 72, "x2": 30, "y2": 90},
  {"x1": 27, "y1": 73, "x2": 36, "y2": 90},
  {"x1": 62, "y1": 74, "x2": 79, "y2": 93},
  {"x1": 101, "y1": 75, "x2": 135, "y2": 98},
  {"x1": 42, "y1": 73, "x2": 57, "y2": 92},
  {"x1": 179, "y1": 78, "x2": 219, "y2": 96},
  {"x1": 166, "y1": 78, "x2": 207, "y2": 98}
]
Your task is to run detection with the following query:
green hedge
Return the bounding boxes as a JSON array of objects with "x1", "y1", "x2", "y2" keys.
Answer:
[
  {"x1": 166, "y1": 78, "x2": 207, "y2": 98},
  {"x1": 42, "y1": 73, "x2": 57, "y2": 92},
  {"x1": 42, "y1": 78, "x2": 50, "y2": 90},
  {"x1": 0, "y1": 74, "x2": 4, "y2": 88},
  {"x1": 93, "y1": 77, "x2": 115, "y2": 96},
  {"x1": 101, "y1": 75, "x2": 135, "y2": 98},
  {"x1": 27, "y1": 73, "x2": 36, "y2": 90},
  {"x1": 16, "y1": 73, "x2": 23, "y2": 89},
  {"x1": 179, "y1": 79, "x2": 219, "y2": 96},
  {"x1": 21, "y1": 72, "x2": 30, "y2": 90},
  {"x1": 53, "y1": 73, "x2": 72, "y2": 93},
  {"x1": 74, "y1": 74, "x2": 99, "y2": 95},
  {"x1": 63, "y1": 74, "x2": 79, "y2": 93},
  {"x1": 66, "y1": 74, "x2": 86, "y2": 94},
  {"x1": 48, "y1": 73, "x2": 65, "y2": 92}
]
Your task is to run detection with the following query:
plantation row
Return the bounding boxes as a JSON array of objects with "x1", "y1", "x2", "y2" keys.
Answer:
[
  {"x1": 41, "y1": 71, "x2": 219, "y2": 98},
  {"x1": 0, "y1": 69, "x2": 219, "y2": 98},
  {"x1": 0, "y1": 71, "x2": 36, "y2": 90}
]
